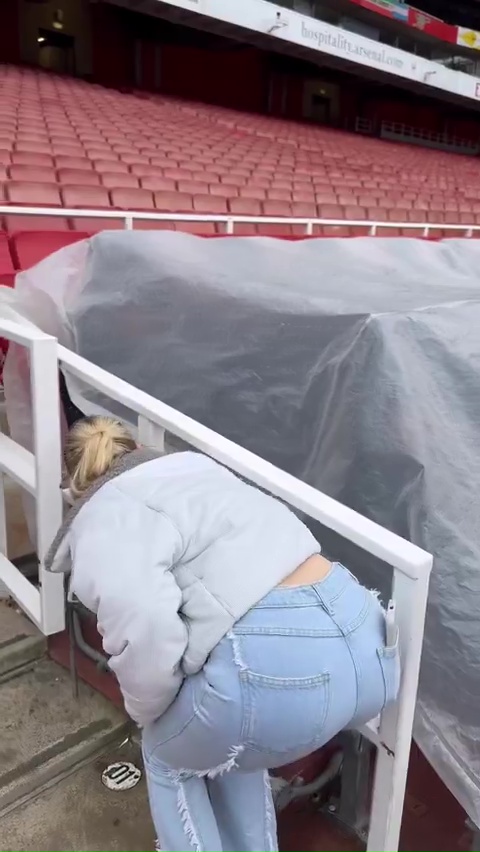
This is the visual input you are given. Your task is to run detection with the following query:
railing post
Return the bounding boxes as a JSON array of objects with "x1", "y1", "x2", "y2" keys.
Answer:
[
  {"x1": 367, "y1": 565, "x2": 430, "y2": 851},
  {"x1": 30, "y1": 336, "x2": 65, "y2": 635},
  {"x1": 138, "y1": 414, "x2": 165, "y2": 453}
]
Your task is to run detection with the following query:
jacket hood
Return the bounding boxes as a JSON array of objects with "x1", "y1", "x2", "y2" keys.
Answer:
[{"x1": 45, "y1": 446, "x2": 162, "y2": 574}]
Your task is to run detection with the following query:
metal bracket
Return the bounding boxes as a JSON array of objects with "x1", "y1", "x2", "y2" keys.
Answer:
[
  {"x1": 66, "y1": 596, "x2": 110, "y2": 697},
  {"x1": 272, "y1": 751, "x2": 343, "y2": 812},
  {"x1": 321, "y1": 731, "x2": 374, "y2": 843}
]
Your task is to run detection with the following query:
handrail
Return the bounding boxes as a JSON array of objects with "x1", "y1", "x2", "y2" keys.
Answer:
[{"x1": 0, "y1": 205, "x2": 477, "y2": 238}]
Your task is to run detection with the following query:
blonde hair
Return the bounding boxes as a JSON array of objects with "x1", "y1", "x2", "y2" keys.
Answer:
[{"x1": 64, "y1": 416, "x2": 136, "y2": 498}]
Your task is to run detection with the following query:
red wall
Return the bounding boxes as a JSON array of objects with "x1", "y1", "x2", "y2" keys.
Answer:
[
  {"x1": 0, "y1": 0, "x2": 20, "y2": 65},
  {"x1": 91, "y1": 4, "x2": 134, "y2": 89},
  {"x1": 159, "y1": 44, "x2": 267, "y2": 112}
]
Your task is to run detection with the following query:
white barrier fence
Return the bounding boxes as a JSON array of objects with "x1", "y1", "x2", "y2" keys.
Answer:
[{"x1": 0, "y1": 204, "x2": 479, "y2": 238}]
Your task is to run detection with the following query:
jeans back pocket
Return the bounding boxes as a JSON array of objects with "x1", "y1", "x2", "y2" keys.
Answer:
[{"x1": 241, "y1": 669, "x2": 331, "y2": 755}]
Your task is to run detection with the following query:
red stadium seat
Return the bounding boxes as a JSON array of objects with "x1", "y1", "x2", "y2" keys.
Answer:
[
  {"x1": 55, "y1": 156, "x2": 93, "y2": 171},
  {"x1": 344, "y1": 206, "x2": 367, "y2": 220},
  {"x1": 121, "y1": 154, "x2": 150, "y2": 166},
  {"x1": 258, "y1": 223, "x2": 294, "y2": 236},
  {"x1": 240, "y1": 187, "x2": 266, "y2": 201},
  {"x1": 229, "y1": 198, "x2": 262, "y2": 216},
  {"x1": 10, "y1": 230, "x2": 91, "y2": 270},
  {"x1": 154, "y1": 191, "x2": 194, "y2": 212},
  {"x1": 178, "y1": 181, "x2": 210, "y2": 195},
  {"x1": 61, "y1": 185, "x2": 111, "y2": 209},
  {"x1": 177, "y1": 222, "x2": 217, "y2": 235},
  {"x1": 0, "y1": 231, "x2": 16, "y2": 286},
  {"x1": 317, "y1": 204, "x2": 344, "y2": 219},
  {"x1": 263, "y1": 200, "x2": 292, "y2": 217},
  {"x1": 11, "y1": 152, "x2": 55, "y2": 168},
  {"x1": 221, "y1": 174, "x2": 247, "y2": 187},
  {"x1": 6, "y1": 182, "x2": 62, "y2": 206},
  {"x1": 57, "y1": 169, "x2": 101, "y2": 186},
  {"x1": 209, "y1": 183, "x2": 238, "y2": 199},
  {"x1": 268, "y1": 189, "x2": 292, "y2": 202},
  {"x1": 101, "y1": 173, "x2": 139, "y2": 189},
  {"x1": 110, "y1": 188, "x2": 155, "y2": 209},
  {"x1": 193, "y1": 194, "x2": 228, "y2": 214},
  {"x1": 85, "y1": 149, "x2": 117, "y2": 162},
  {"x1": 70, "y1": 217, "x2": 124, "y2": 232},
  {"x1": 291, "y1": 202, "x2": 317, "y2": 218},
  {"x1": 94, "y1": 159, "x2": 129, "y2": 174},
  {"x1": 8, "y1": 165, "x2": 57, "y2": 183},
  {"x1": 192, "y1": 171, "x2": 220, "y2": 184},
  {"x1": 51, "y1": 144, "x2": 86, "y2": 158},
  {"x1": 140, "y1": 176, "x2": 176, "y2": 192},
  {"x1": 130, "y1": 164, "x2": 167, "y2": 179},
  {"x1": 15, "y1": 143, "x2": 52, "y2": 156},
  {"x1": 164, "y1": 168, "x2": 196, "y2": 182},
  {"x1": 152, "y1": 153, "x2": 179, "y2": 166},
  {"x1": 3, "y1": 215, "x2": 70, "y2": 232}
]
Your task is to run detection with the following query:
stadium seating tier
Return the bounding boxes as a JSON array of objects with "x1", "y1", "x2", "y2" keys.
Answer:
[{"x1": 0, "y1": 64, "x2": 479, "y2": 281}]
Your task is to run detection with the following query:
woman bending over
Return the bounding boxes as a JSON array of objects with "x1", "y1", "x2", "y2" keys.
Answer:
[{"x1": 46, "y1": 416, "x2": 400, "y2": 852}]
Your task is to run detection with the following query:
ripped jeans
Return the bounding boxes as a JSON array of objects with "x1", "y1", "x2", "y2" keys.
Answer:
[{"x1": 141, "y1": 563, "x2": 400, "y2": 852}]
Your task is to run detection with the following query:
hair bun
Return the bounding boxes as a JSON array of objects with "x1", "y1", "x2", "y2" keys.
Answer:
[{"x1": 64, "y1": 416, "x2": 136, "y2": 498}]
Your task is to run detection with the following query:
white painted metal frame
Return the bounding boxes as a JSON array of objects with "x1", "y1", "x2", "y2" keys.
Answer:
[
  {"x1": 0, "y1": 320, "x2": 64, "y2": 634},
  {"x1": 58, "y1": 345, "x2": 432, "y2": 852},
  {"x1": 0, "y1": 204, "x2": 478, "y2": 238}
]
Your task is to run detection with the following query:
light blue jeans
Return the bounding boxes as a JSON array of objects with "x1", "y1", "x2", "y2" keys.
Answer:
[{"x1": 142, "y1": 563, "x2": 400, "y2": 852}]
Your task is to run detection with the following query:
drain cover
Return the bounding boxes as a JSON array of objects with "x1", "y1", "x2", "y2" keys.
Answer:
[{"x1": 102, "y1": 761, "x2": 142, "y2": 791}]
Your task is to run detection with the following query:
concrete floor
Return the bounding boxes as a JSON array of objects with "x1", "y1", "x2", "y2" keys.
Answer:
[{"x1": 0, "y1": 740, "x2": 155, "y2": 852}]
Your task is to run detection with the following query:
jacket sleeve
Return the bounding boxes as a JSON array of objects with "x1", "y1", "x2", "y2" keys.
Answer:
[{"x1": 69, "y1": 485, "x2": 188, "y2": 726}]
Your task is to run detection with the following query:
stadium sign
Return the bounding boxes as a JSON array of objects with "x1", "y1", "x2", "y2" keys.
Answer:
[
  {"x1": 347, "y1": 0, "x2": 409, "y2": 23},
  {"x1": 159, "y1": 0, "x2": 480, "y2": 104},
  {"x1": 457, "y1": 27, "x2": 480, "y2": 51}
]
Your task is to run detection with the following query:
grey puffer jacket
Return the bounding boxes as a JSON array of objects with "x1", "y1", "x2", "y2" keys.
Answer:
[{"x1": 46, "y1": 450, "x2": 320, "y2": 726}]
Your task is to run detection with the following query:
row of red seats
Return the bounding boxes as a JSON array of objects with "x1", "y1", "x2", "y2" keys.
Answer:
[
  {"x1": 2, "y1": 223, "x2": 479, "y2": 284},
  {"x1": 0, "y1": 195, "x2": 475, "y2": 234}
]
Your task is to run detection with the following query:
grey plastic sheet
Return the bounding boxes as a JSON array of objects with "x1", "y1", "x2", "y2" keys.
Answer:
[{"x1": 4, "y1": 231, "x2": 480, "y2": 825}]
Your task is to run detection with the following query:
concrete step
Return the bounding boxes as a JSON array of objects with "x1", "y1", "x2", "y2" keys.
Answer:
[
  {"x1": 0, "y1": 738, "x2": 154, "y2": 851},
  {"x1": 0, "y1": 657, "x2": 130, "y2": 816},
  {"x1": 0, "y1": 601, "x2": 46, "y2": 680}
]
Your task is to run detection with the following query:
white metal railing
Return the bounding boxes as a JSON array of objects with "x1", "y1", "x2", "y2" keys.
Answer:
[
  {"x1": 0, "y1": 320, "x2": 64, "y2": 634},
  {"x1": 0, "y1": 205, "x2": 479, "y2": 239},
  {"x1": 0, "y1": 314, "x2": 432, "y2": 849}
]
